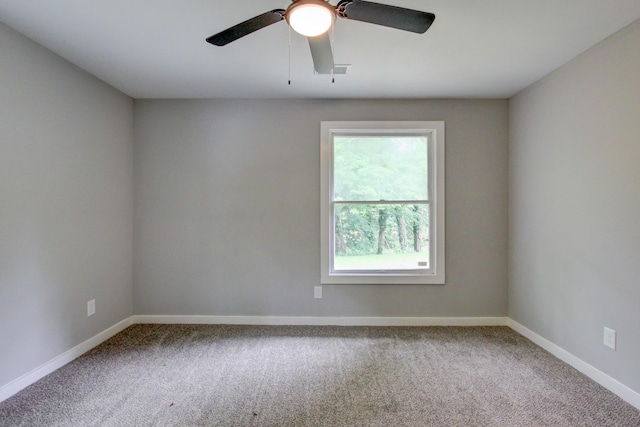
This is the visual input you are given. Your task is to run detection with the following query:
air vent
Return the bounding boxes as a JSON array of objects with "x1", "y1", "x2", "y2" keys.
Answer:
[
  {"x1": 333, "y1": 64, "x2": 351, "y2": 75},
  {"x1": 314, "y1": 64, "x2": 351, "y2": 75}
]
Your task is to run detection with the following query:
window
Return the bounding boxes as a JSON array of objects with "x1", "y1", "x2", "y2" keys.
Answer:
[{"x1": 321, "y1": 121, "x2": 445, "y2": 284}]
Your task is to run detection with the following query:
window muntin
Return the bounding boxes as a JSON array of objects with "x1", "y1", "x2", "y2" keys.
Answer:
[{"x1": 321, "y1": 121, "x2": 445, "y2": 285}]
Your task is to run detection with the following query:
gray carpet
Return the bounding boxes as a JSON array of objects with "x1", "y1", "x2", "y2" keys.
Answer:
[{"x1": 1, "y1": 325, "x2": 639, "y2": 426}]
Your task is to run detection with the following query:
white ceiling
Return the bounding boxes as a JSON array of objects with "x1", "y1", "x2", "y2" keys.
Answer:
[{"x1": 1, "y1": 0, "x2": 640, "y2": 99}]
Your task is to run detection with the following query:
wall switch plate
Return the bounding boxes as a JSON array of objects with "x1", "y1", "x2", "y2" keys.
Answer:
[
  {"x1": 314, "y1": 286, "x2": 322, "y2": 299},
  {"x1": 87, "y1": 299, "x2": 96, "y2": 317},
  {"x1": 603, "y1": 327, "x2": 616, "y2": 350}
]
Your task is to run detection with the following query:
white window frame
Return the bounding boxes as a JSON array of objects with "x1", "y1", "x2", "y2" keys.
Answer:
[{"x1": 320, "y1": 121, "x2": 445, "y2": 285}]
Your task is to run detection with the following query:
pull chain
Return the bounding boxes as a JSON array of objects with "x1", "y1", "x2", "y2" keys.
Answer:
[
  {"x1": 288, "y1": 24, "x2": 291, "y2": 85},
  {"x1": 331, "y1": 20, "x2": 335, "y2": 83}
]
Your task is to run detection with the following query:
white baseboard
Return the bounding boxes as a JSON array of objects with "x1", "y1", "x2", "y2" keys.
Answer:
[
  {"x1": 0, "y1": 316, "x2": 134, "y2": 403},
  {"x1": 507, "y1": 319, "x2": 640, "y2": 411},
  {"x1": 0, "y1": 315, "x2": 506, "y2": 403},
  {"x1": 133, "y1": 315, "x2": 509, "y2": 327},
  {"x1": 3, "y1": 315, "x2": 638, "y2": 413}
]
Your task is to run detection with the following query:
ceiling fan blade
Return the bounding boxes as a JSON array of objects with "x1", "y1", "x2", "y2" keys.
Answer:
[
  {"x1": 336, "y1": 0, "x2": 435, "y2": 34},
  {"x1": 308, "y1": 33, "x2": 335, "y2": 74},
  {"x1": 206, "y1": 9, "x2": 286, "y2": 46}
]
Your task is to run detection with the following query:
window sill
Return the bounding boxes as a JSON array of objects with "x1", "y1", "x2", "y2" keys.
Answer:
[{"x1": 321, "y1": 273, "x2": 445, "y2": 285}]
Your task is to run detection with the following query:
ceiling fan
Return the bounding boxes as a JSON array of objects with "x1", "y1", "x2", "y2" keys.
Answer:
[{"x1": 206, "y1": 0, "x2": 435, "y2": 75}]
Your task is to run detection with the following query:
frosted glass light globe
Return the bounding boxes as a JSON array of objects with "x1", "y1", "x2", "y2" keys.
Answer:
[{"x1": 288, "y1": 2, "x2": 334, "y2": 37}]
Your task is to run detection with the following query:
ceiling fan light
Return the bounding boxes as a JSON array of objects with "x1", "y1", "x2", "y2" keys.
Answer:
[{"x1": 287, "y1": 1, "x2": 334, "y2": 37}]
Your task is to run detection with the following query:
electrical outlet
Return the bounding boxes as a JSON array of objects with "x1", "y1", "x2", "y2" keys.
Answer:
[
  {"x1": 87, "y1": 299, "x2": 96, "y2": 317},
  {"x1": 314, "y1": 286, "x2": 322, "y2": 299},
  {"x1": 603, "y1": 327, "x2": 616, "y2": 350}
]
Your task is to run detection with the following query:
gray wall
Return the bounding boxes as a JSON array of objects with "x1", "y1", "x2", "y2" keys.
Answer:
[
  {"x1": 509, "y1": 20, "x2": 640, "y2": 392},
  {"x1": 0, "y1": 23, "x2": 134, "y2": 387},
  {"x1": 134, "y1": 99, "x2": 508, "y2": 317}
]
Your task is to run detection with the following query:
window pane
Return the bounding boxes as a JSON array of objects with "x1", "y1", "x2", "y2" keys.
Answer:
[
  {"x1": 333, "y1": 136, "x2": 428, "y2": 201},
  {"x1": 333, "y1": 203, "x2": 430, "y2": 271}
]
